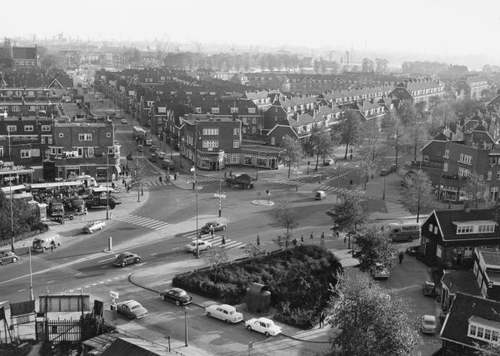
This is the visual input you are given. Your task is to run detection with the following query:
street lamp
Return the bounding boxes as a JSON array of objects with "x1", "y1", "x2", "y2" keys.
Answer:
[
  {"x1": 106, "y1": 151, "x2": 110, "y2": 220},
  {"x1": 28, "y1": 246, "x2": 34, "y2": 301},
  {"x1": 382, "y1": 175, "x2": 386, "y2": 201},
  {"x1": 218, "y1": 178, "x2": 223, "y2": 218},
  {"x1": 184, "y1": 306, "x2": 189, "y2": 347},
  {"x1": 193, "y1": 123, "x2": 200, "y2": 259}
]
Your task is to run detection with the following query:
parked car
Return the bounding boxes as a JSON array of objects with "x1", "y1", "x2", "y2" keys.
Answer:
[
  {"x1": 371, "y1": 262, "x2": 391, "y2": 280},
  {"x1": 315, "y1": 190, "x2": 326, "y2": 200},
  {"x1": 0, "y1": 251, "x2": 19, "y2": 265},
  {"x1": 205, "y1": 304, "x2": 243, "y2": 323},
  {"x1": 160, "y1": 288, "x2": 192, "y2": 306},
  {"x1": 245, "y1": 317, "x2": 282, "y2": 336},
  {"x1": 116, "y1": 300, "x2": 148, "y2": 319},
  {"x1": 120, "y1": 118, "x2": 128, "y2": 125},
  {"x1": 83, "y1": 220, "x2": 106, "y2": 234},
  {"x1": 200, "y1": 222, "x2": 227, "y2": 234},
  {"x1": 323, "y1": 158, "x2": 335, "y2": 166},
  {"x1": 422, "y1": 281, "x2": 437, "y2": 297},
  {"x1": 185, "y1": 240, "x2": 212, "y2": 253},
  {"x1": 421, "y1": 315, "x2": 438, "y2": 334},
  {"x1": 112, "y1": 252, "x2": 142, "y2": 267},
  {"x1": 406, "y1": 246, "x2": 419, "y2": 256}
]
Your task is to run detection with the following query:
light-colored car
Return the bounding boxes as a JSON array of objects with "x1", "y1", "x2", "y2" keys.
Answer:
[
  {"x1": 421, "y1": 315, "x2": 438, "y2": 334},
  {"x1": 116, "y1": 300, "x2": 148, "y2": 319},
  {"x1": 185, "y1": 240, "x2": 212, "y2": 253},
  {"x1": 0, "y1": 251, "x2": 19, "y2": 265},
  {"x1": 245, "y1": 317, "x2": 282, "y2": 336},
  {"x1": 371, "y1": 262, "x2": 391, "y2": 280},
  {"x1": 205, "y1": 304, "x2": 243, "y2": 323},
  {"x1": 83, "y1": 220, "x2": 106, "y2": 234}
]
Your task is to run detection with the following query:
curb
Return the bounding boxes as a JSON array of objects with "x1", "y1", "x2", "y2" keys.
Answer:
[
  {"x1": 281, "y1": 332, "x2": 330, "y2": 344},
  {"x1": 127, "y1": 273, "x2": 204, "y2": 309}
]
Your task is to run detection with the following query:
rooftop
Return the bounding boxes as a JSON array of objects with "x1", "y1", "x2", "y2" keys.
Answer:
[
  {"x1": 432, "y1": 208, "x2": 500, "y2": 241},
  {"x1": 442, "y1": 270, "x2": 482, "y2": 296}
]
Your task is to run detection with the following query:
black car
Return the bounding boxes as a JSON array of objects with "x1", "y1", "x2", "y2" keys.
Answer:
[
  {"x1": 160, "y1": 288, "x2": 192, "y2": 306},
  {"x1": 200, "y1": 222, "x2": 227, "y2": 234},
  {"x1": 113, "y1": 252, "x2": 142, "y2": 267},
  {"x1": 406, "y1": 246, "x2": 419, "y2": 256}
]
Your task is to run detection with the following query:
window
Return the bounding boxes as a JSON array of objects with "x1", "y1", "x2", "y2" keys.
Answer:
[
  {"x1": 469, "y1": 324, "x2": 477, "y2": 337},
  {"x1": 6, "y1": 125, "x2": 16, "y2": 132},
  {"x1": 230, "y1": 107, "x2": 238, "y2": 114},
  {"x1": 20, "y1": 149, "x2": 31, "y2": 158},
  {"x1": 202, "y1": 128, "x2": 219, "y2": 136},
  {"x1": 233, "y1": 140, "x2": 240, "y2": 149},
  {"x1": 87, "y1": 147, "x2": 94, "y2": 158},
  {"x1": 78, "y1": 133, "x2": 92, "y2": 141},
  {"x1": 107, "y1": 146, "x2": 114, "y2": 155},
  {"x1": 444, "y1": 149, "x2": 449, "y2": 159},
  {"x1": 429, "y1": 224, "x2": 433, "y2": 232},
  {"x1": 211, "y1": 107, "x2": 220, "y2": 114},
  {"x1": 443, "y1": 162, "x2": 448, "y2": 172},
  {"x1": 24, "y1": 125, "x2": 34, "y2": 132},
  {"x1": 41, "y1": 125, "x2": 51, "y2": 132},
  {"x1": 493, "y1": 330, "x2": 499, "y2": 342},
  {"x1": 248, "y1": 107, "x2": 256, "y2": 114},
  {"x1": 485, "y1": 328, "x2": 492, "y2": 340},
  {"x1": 479, "y1": 224, "x2": 496, "y2": 233},
  {"x1": 496, "y1": 171, "x2": 500, "y2": 180},
  {"x1": 434, "y1": 226, "x2": 438, "y2": 234},
  {"x1": 477, "y1": 327, "x2": 484, "y2": 338},
  {"x1": 233, "y1": 128, "x2": 240, "y2": 136},
  {"x1": 457, "y1": 225, "x2": 474, "y2": 234},
  {"x1": 488, "y1": 171, "x2": 493, "y2": 181},
  {"x1": 201, "y1": 140, "x2": 219, "y2": 149},
  {"x1": 0, "y1": 146, "x2": 3, "y2": 157}
]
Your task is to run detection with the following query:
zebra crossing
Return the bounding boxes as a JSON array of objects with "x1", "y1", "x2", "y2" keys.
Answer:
[
  {"x1": 141, "y1": 180, "x2": 171, "y2": 190},
  {"x1": 181, "y1": 230, "x2": 247, "y2": 251},
  {"x1": 114, "y1": 214, "x2": 170, "y2": 231},
  {"x1": 318, "y1": 184, "x2": 365, "y2": 196}
]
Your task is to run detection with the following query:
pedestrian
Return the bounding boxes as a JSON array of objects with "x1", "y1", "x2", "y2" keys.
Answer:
[
  {"x1": 159, "y1": 175, "x2": 162, "y2": 183},
  {"x1": 285, "y1": 239, "x2": 289, "y2": 248},
  {"x1": 319, "y1": 312, "x2": 326, "y2": 328},
  {"x1": 210, "y1": 226, "x2": 214, "y2": 239},
  {"x1": 222, "y1": 235, "x2": 226, "y2": 245},
  {"x1": 174, "y1": 173, "x2": 177, "y2": 180},
  {"x1": 122, "y1": 178, "x2": 125, "y2": 185},
  {"x1": 399, "y1": 251, "x2": 404, "y2": 264},
  {"x1": 336, "y1": 231, "x2": 340, "y2": 239},
  {"x1": 50, "y1": 241, "x2": 55, "y2": 252},
  {"x1": 321, "y1": 232, "x2": 325, "y2": 240},
  {"x1": 300, "y1": 235, "x2": 304, "y2": 244},
  {"x1": 292, "y1": 238, "x2": 297, "y2": 246},
  {"x1": 344, "y1": 234, "x2": 347, "y2": 243},
  {"x1": 256, "y1": 234, "x2": 260, "y2": 246},
  {"x1": 310, "y1": 232, "x2": 314, "y2": 240}
]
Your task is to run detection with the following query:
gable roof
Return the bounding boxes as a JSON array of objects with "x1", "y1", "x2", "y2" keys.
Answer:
[
  {"x1": 389, "y1": 87, "x2": 413, "y2": 101},
  {"x1": 101, "y1": 337, "x2": 168, "y2": 356},
  {"x1": 440, "y1": 292, "x2": 500, "y2": 352},
  {"x1": 266, "y1": 124, "x2": 299, "y2": 138},
  {"x1": 433, "y1": 208, "x2": 500, "y2": 241}
]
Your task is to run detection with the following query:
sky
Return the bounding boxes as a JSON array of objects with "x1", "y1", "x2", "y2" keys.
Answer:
[{"x1": 2, "y1": 0, "x2": 500, "y2": 64}]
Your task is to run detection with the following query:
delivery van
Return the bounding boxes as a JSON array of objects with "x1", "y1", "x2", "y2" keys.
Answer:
[{"x1": 32, "y1": 234, "x2": 61, "y2": 253}]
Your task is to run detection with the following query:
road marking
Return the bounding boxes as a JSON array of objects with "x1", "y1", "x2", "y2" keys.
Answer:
[
  {"x1": 91, "y1": 283, "x2": 98, "y2": 286},
  {"x1": 17, "y1": 289, "x2": 26, "y2": 293},
  {"x1": 46, "y1": 280, "x2": 54, "y2": 284},
  {"x1": 150, "y1": 252, "x2": 158, "y2": 256}
]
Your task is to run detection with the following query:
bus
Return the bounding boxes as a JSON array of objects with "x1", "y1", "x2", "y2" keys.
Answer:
[{"x1": 388, "y1": 222, "x2": 421, "y2": 242}]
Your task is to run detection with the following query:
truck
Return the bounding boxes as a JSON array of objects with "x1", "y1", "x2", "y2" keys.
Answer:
[
  {"x1": 85, "y1": 192, "x2": 120, "y2": 210},
  {"x1": 48, "y1": 201, "x2": 74, "y2": 223},
  {"x1": 32, "y1": 234, "x2": 61, "y2": 253}
]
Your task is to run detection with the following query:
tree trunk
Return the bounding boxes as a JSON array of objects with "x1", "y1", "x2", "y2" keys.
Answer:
[
  {"x1": 287, "y1": 161, "x2": 291, "y2": 178},
  {"x1": 315, "y1": 151, "x2": 320, "y2": 171},
  {"x1": 344, "y1": 143, "x2": 349, "y2": 160}
]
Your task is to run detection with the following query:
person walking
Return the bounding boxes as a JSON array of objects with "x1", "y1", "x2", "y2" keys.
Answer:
[
  {"x1": 210, "y1": 225, "x2": 214, "y2": 239},
  {"x1": 321, "y1": 232, "x2": 325, "y2": 240},
  {"x1": 310, "y1": 232, "x2": 314, "y2": 240},
  {"x1": 300, "y1": 235, "x2": 304, "y2": 244},
  {"x1": 256, "y1": 235, "x2": 260, "y2": 246},
  {"x1": 221, "y1": 235, "x2": 226, "y2": 245},
  {"x1": 399, "y1": 251, "x2": 404, "y2": 264},
  {"x1": 319, "y1": 312, "x2": 326, "y2": 328}
]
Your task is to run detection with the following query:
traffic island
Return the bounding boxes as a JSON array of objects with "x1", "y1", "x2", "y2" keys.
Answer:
[{"x1": 251, "y1": 199, "x2": 275, "y2": 207}]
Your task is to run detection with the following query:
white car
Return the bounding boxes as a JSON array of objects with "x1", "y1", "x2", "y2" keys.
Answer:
[
  {"x1": 205, "y1": 304, "x2": 243, "y2": 324},
  {"x1": 83, "y1": 220, "x2": 106, "y2": 234},
  {"x1": 245, "y1": 317, "x2": 282, "y2": 336},
  {"x1": 185, "y1": 240, "x2": 212, "y2": 253},
  {"x1": 116, "y1": 300, "x2": 148, "y2": 320}
]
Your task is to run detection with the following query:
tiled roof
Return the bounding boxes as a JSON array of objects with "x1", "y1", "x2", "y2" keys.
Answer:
[
  {"x1": 433, "y1": 208, "x2": 500, "y2": 241},
  {"x1": 290, "y1": 113, "x2": 315, "y2": 127},
  {"x1": 440, "y1": 293, "x2": 500, "y2": 351},
  {"x1": 442, "y1": 270, "x2": 482, "y2": 296},
  {"x1": 390, "y1": 87, "x2": 413, "y2": 101}
]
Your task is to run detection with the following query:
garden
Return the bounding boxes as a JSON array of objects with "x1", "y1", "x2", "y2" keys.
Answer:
[{"x1": 173, "y1": 245, "x2": 343, "y2": 329}]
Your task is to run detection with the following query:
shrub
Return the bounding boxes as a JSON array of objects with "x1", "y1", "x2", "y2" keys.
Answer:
[{"x1": 173, "y1": 245, "x2": 343, "y2": 328}]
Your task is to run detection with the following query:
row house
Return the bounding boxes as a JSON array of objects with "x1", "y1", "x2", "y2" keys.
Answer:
[
  {"x1": 323, "y1": 84, "x2": 393, "y2": 107},
  {"x1": 421, "y1": 207, "x2": 500, "y2": 268},
  {"x1": 280, "y1": 95, "x2": 318, "y2": 118},
  {"x1": 244, "y1": 90, "x2": 272, "y2": 111},
  {"x1": 46, "y1": 121, "x2": 119, "y2": 181},
  {"x1": 0, "y1": 116, "x2": 54, "y2": 180},
  {"x1": 457, "y1": 77, "x2": 489, "y2": 100},
  {"x1": 472, "y1": 248, "x2": 500, "y2": 302},
  {"x1": 390, "y1": 78, "x2": 445, "y2": 108}
]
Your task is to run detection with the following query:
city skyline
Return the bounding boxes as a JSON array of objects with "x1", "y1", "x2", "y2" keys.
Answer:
[{"x1": 2, "y1": 0, "x2": 500, "y2": 68}]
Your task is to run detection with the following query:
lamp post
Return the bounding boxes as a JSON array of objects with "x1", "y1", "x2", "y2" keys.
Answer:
[
  {"x1": 8, "y1": 128, "x2": 14, "y2": 252},
  {"x1": 218, "y1": 178, "x2": 223, "y2": 218},
  {"x1": 184, "y1": 306, "x2": 189, "y2": 347},
  {"x1": 194, "y1": 123, "x2": 200, "y2": 259},
  {"x1": 28, "y1": 246, "x2": 33, "y2": 301},
  {"x1": 382, "y1": 175, "x2": 386, "y2": 201},
  {"x1": 106, "y1": 152, "x2": 110, "y2": 220}
]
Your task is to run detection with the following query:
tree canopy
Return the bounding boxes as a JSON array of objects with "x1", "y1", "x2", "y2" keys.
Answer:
[
  {"x1": 0, "y1": 190, "x2": 41, "y2": 241},
  {"x1": 353, "y1": 227, "x2": 397, "y2": 270},
  {"x1": 402, "y1": 170, "x2": 435, "y2": 215},
  {"x1": 340, "y1": 110, "x2": 361, "y2": 159},
  {"x1": 281, "y1": 135, "x2": 303, "y2": 178},
  {"x1": 327, "y1": 273, "x2": 419, "y2": 356},
  {"x1": 273, "y1": 201, "x2": 300, "y2": 239},
  {"x1": 330, "y1": 195, "x2": 366, "y2": 233}
]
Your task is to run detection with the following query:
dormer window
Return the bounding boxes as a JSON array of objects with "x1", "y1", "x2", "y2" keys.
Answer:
[{"x1": 468, "y1": 317, "x2": 500, "y2": 344}]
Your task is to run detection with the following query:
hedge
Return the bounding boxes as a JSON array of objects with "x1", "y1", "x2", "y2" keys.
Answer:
[{"x1": 173, "y1": 245, "x2": 343, "y2": 328}]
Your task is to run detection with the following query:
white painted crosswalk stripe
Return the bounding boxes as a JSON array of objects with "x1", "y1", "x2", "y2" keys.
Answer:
[
  {"x1": 187, "y1": 235, "x2": 246, "y2": 250},
  {"x1": 114, "y1": 214, "x2": 170, "y2": 231}
]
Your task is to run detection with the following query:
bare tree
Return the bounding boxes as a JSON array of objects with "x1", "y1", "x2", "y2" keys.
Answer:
[
  {"x1": 340, "y1": 110, "x2": 361, "y2": 160},
  {"x1": 206, "y1": 246, "x2": 229, "y2": 283},
  {"x1": 273, "y1": 201, "x2": 299, "y2": 241},
  {"x1": 281, "y1": 135, "x2": 303, "y2": 178},
  {"x1": 311, "y1": 127, "x2": 334, "y2": 171}
]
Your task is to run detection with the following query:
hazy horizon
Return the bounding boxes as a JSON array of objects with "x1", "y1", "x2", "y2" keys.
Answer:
[{"x1": 3, "y1": 0, "x2": 500, "y2": 69}]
